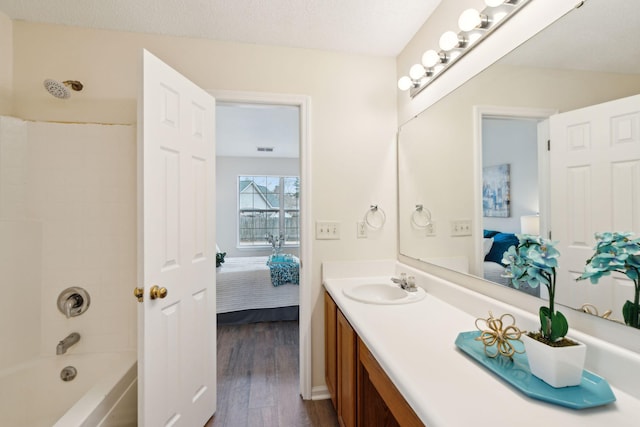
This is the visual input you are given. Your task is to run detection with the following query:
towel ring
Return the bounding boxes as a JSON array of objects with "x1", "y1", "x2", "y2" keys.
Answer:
[
  {"x1": 580, "y1": 303, "x2": 612, "y2": 319},
  {"x1": 364, "y1": 205, "x2": 386, "y2": 230},
  {"x1": 411, "y1": 204, "x2": 432, "y2": 229}
]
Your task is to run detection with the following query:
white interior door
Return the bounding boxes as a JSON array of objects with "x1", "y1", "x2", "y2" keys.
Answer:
[
  {"x1": 550, "y1": 94, "x2": 640, "y2": 318},
  {"x1": 137, "y1": 49, "x2": 216, "y2": 427},
  {"x1": 537, "y1": 119, "x2": 550, "y2": 240}
]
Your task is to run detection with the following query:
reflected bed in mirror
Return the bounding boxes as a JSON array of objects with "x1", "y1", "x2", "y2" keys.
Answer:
[{"x1": 398, "y1": 0, "x2": 640, "y2": 329}]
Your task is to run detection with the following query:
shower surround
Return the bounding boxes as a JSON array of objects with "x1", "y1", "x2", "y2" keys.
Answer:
[{"x1": 0, "y1": 116, "x2": 137, "y2": 425}]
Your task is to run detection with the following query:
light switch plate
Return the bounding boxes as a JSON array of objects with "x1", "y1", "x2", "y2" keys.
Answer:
[
  {"x1": 316, "y1": 221, "x2": 341, "y2": 240},
  {"x1": 451, "y1": 219, "x2": 472, "y2": 236}
]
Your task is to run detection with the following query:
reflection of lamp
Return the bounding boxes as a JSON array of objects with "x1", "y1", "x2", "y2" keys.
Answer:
[{"x1": 520, "y1": 214, "x2": 540, "y2": 235}]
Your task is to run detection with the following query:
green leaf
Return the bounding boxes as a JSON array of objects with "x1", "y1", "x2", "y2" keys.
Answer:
[
  {"x1": 539, "y1": 306, "x2": 551, "y2": 337},
  {"x1": 623, "y1": 300, "x2": 640, "y2": 328},
  {"x1": 623, "y1": 300, "x2": 631, "y2": 325},
  {"x1": 550, "y1": 311, "x2": 568, "y2": 341}
]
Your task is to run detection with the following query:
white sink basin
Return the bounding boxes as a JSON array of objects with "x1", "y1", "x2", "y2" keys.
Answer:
[{"x1": 343, "y1": 283, "x2": 426, "y2": 305}]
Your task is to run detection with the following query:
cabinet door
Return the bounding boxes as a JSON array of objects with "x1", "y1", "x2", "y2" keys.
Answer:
[
  {"x1": 324, "y1": 291, "x2": 338, "y2": 409},
  {"x1": 337, "y1": 310, "x2": 357, "y2": 427},
  {"x1": 358, "y1": 340, "x2": 424, "y2": 427}
]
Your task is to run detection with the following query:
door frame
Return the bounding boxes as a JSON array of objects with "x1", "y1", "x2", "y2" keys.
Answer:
[
  {"x1": 472, "y1": 105, "x2": 557, "y2": 276},
  {"x1": 209, "y1": 89, "x2": 312, "y2": 399}
]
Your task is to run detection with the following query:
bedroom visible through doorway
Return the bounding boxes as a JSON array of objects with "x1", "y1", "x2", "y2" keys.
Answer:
[{"x1": 214, "y1": 98, "x2": 306, "y2": 393}]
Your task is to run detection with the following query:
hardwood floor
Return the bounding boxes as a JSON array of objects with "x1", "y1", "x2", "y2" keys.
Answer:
[{"x1": 206, "y1": 320, "x2": 339, "y2": 427}]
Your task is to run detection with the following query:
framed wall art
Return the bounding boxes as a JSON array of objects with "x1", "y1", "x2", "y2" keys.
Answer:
[{"x1": 483, "y1": 164, "x2": 510, "y2": 218}]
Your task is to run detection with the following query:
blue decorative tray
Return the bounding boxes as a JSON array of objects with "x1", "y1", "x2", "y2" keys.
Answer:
[{"x1": 455, "y1": 331, "x2": 616, "y2": 409}]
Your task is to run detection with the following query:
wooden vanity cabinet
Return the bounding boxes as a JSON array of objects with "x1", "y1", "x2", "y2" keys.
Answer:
[
  {"x1": 325, "y1": 290, "x2": 357, "y2": 427},
  {"x1": 358, "y1": 340, "x2": 423, "y2": 427},
  {"x1": 324, "y1": 290, "x2": 424, "y2": 427},
  {"x1": 325, "y1": 291, "x2": 338, "y2": 409},
  {"x1": 337, "y1": 310, "x2": 357, "y2": 427}
]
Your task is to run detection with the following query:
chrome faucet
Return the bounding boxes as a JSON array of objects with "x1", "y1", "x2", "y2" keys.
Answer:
[
  {"x1": 391, "y1": 273, "x2": 418, "y2": 292},
  {"x1": 56, "y1": 332, "x2": 81, "y2": 355}
]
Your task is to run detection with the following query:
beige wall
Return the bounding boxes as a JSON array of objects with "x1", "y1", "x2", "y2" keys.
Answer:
[
  {"x1": 0, "y1": 11, "x2": 12, "y2": 115},
  {"x1": 9, "y1": 21, "x2": 398, "y2": 390}
]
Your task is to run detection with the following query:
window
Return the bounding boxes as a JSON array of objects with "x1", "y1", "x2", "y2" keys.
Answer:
[{"x1": 238, "y1": 175, "x2": 300, "y2": 247}]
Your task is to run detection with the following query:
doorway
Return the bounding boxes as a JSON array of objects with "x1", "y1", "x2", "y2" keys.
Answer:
[
  {"x1": 473, "y1": 106, "x2": 557, "y2": 285},
  {"x1": 211, "y1": 90, "x2": 312, "y2": 399}
]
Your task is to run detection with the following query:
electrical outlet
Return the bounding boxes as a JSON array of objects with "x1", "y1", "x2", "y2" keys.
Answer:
[
  {"x1": 356, "y1": 221, "x2": 367, "y2": 238},
  {"x1": 450, "y1": 219, "x2": 472, "y2": 236},
  {"x1": 425, "y1": 220, "x2": 436, "y2": 236},
  {"x1": 316, "y1": 221, "x2": 341, "y2": 240}
]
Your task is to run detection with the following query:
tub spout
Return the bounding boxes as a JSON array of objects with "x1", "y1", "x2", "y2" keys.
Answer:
[{"x1": 56, "y1": 332, "x2": 81, "y2": 355}]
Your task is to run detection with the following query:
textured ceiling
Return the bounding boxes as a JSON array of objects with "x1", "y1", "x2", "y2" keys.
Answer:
[{"x1": 0, "y1": 0, "x2": 442, "y2": 56}]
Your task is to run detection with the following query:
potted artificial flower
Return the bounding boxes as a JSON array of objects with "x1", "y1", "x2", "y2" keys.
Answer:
[
  {"x1": 577, "y1": 232, "x2": 640, "y2": 328},
  {"x1": 502, "y1": 234, "x2": 586, "y2": 388}
]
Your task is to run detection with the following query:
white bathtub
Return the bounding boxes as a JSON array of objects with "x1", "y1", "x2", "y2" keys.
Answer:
[{"x1": 0, "y1": 351, "x2": 137, "y2": 427}]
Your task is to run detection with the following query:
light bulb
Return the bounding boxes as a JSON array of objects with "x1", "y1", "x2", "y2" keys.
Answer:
[
  {"x1": 421, "y1": 50, "x2": 440, "y2": 68},
  {"x1": 439, "y1": 31, "x2": 460, "y2": 51},
  {"x1": 397, "y1": 76, "x2": 413, "y2": 91},
  {"x1": 484, "y1": 0, "x2": 504, "y2": 6},
  {"x1": 409, "y1": 64, "x2": 425, "y2": 80},
  {"x1": 458, "y1": 9, "x2": 481, "y2": 32}
]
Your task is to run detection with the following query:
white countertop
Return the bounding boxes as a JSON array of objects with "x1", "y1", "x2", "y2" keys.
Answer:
[{"x1": 323, "y1": 271, "x2": 640, "y2": 427}]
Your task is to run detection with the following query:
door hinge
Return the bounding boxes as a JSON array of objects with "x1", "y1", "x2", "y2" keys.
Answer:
[
  {"x1": 548, "y1": 230, "x2": 552, "y2": 239},
  {"x1": 547, "y1": 139, "x2": 551, "y2": 151}
]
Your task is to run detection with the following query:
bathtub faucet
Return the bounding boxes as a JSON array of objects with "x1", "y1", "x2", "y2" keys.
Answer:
[{"x1": 56, "y1": 332, "x2": 81, "y2": 355}]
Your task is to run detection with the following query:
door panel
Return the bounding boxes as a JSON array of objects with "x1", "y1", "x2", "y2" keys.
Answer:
[
  {"x1": 138, "y1": 49, "x2": 216, "y2": 427},
  {"x1": 550, "y1": 94, "x2": 640, "y2": 318}
]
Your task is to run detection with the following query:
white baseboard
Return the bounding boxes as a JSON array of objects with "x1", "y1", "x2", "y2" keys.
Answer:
[{"x1": 310, "y1": 385, "x2": 330, "y2": 400}]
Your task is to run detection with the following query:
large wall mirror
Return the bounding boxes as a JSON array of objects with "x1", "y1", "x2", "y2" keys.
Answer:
[{"x1": 399, "y1": 0, "x2": 640, "y2": 329}]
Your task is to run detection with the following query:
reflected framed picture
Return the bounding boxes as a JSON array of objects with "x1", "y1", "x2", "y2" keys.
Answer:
[{"x1": 483, "y1": 164, "x2": 510, "y2": 217}]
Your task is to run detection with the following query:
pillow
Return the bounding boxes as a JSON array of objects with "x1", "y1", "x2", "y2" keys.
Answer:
[
  {"x1": 483, "y1": 238, "x2": 494, "y2": 256},
  {"x1": 483, "y1": 229, "x2": 500, "y2": 238},
  {"x1": 216, "y1": 251, "x2": 226, "y2": 267},
  {"x1": 484, "y1": 232, "x2": 519, "y2": 265}
]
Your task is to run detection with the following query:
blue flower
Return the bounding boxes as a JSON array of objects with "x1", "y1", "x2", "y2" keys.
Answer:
[
  {"x1": 502, "y1": 234, "x2": 559, "y2": 290},
  {"x1": 578, "y1": 232, "x2": 640, "y2": 282},
  {"x1": 502, "y1": 234, "x2": 566, "y2": 340},
  {"x1": 578, "y1": 232, "x2": 640, "y2": 328}
]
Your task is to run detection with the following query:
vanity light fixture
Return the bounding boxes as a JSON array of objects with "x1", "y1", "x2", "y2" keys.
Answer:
[{"x1": 398, "y1": 0, "x2": 531, "y2": 97}]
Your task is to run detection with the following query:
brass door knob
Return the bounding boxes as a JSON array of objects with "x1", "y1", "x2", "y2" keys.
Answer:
[
  {"x1": 150, "y1": 285, "x2": 168, "y2": 300},
  {"x1": 133, "y1": 287, "x2": 144, "y2": 303}
]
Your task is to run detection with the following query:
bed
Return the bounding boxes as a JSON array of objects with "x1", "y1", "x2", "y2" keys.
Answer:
[
  {"x1": 483, "y1": 230, "x2": 540, "y2": 297},
  {"x1": 216, "y1": 255, "x2": 300, "y2": 325}
]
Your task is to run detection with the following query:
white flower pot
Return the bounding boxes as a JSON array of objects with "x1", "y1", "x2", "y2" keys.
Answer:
[{"x1": 522, "y1": 333, "x2": 587, "y2": 388}]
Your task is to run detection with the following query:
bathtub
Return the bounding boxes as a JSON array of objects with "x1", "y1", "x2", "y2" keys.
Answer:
[{"x1": 0, "y1": 351, "x2": 137, "y2": 427}]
